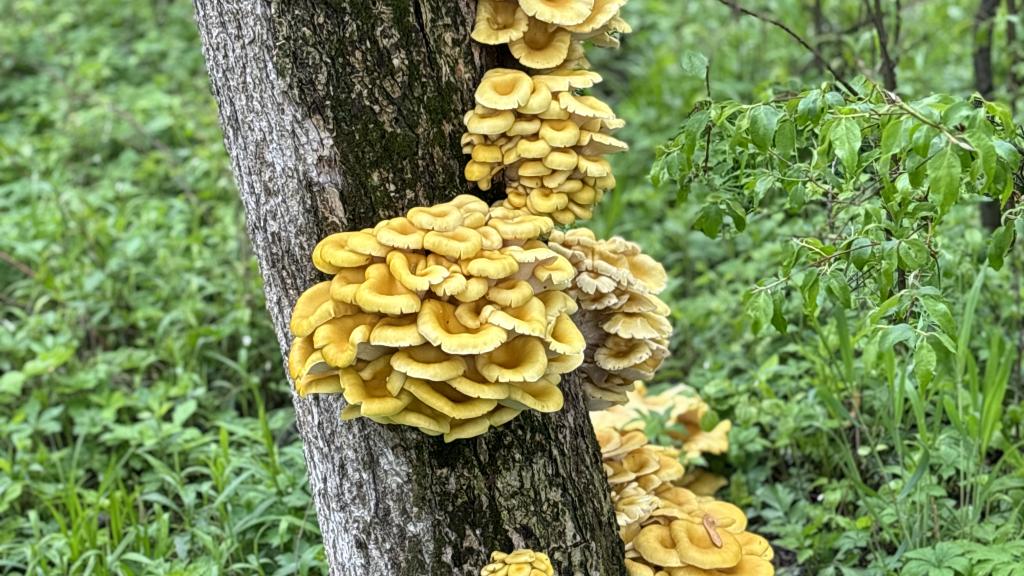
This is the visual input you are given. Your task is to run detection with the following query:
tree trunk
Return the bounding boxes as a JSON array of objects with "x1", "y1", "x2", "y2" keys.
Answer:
[
  {"x1": 974, "y1": 0, "x2": 1003, "y2": 230},
  {"x1": 191, "y1": 1, "x2": 626, "y2": 575}
]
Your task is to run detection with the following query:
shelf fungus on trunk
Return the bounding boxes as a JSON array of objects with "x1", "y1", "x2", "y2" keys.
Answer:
[
  {"x1": 287, "y1": 196, "x2": 586, "y2": 442},
  {"x1": 594, "y1": 427, "x2": 775, "y2": 576},
  {"x1": 480, "y1": 549, "x2": 556, "y2": 576},
  {"x1": 471, "y1": 0, "x2": 632, "y2": 70},
  {"x1": 462, "y1": 69, "x2": 627, "y2": 225},
  {"x1": 591, "y1": 383, "x2": 733, "y2": 465},
  {"x1": 548, "y1": 229, "x2": 672, "y2": 409}
]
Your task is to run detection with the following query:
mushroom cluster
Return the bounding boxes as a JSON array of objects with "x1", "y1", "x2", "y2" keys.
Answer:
[
  {"x1": 462, "y1": 68, "x2": 627, "y2": 225},
  {"x1": 591, "y1": 383, "x2": 733, "y2": 463},
  {"x1": 624, "y1": 499, "x2": 776, "y2": 576},
  {"x1": 595, "y1": 427, "x2": 775, "y2": 576},
  {"x1": 597, "y1": 428, "x2": 684, "y2": 531},
  {"x1": 481, "y1": 549, "x2": 555, "y2": 576},
  {"x1": 287, "y1": 196, "x2": 587, "y2": 442},
  {"x1": 472, "y1": 0, "x2": 631, "y2": 70},
  {"x1": 548, "y1": 229, "x2": 672, "y2": 408}
]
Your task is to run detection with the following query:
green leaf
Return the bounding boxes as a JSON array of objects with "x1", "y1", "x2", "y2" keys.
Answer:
[
  {"x1": 826, "y1": 274, "x2": 852, "y2": 308},
  {"x1": 679, "y1": 50, "x2": 709, "y2": 77},
  {"x1": 724, "y1": 200, "x2": 747, "y2": 232},
  {"x1": 987, "y1": 224, "x2": 1016, "y2": 270},
  {"x1": 920, "y1": 297, "x2": 956, "y2": 338},
  {"x1": 914, "y1": 338, "x2": 937, "y2": 388},
  {"x1": 746, "y1": 290, "x2": 773, "y2": 335},
  {"x1": 927, "y1": 144, "x2": 962, "y2": 214},
  {"x1": 749, "y1": 105, "x2": 781, "y2": 151},
  {"x1": 771, "y1": 291, "x2": 788, "y2": 334},
  {"x1": 830, "y1": 117, "x2": 862, "y2": 175},
  {"x1": 880, "y1": 323, "x2": 915, "y2": 350},
  {"x1": 694, "y1": 204, "x2": 724, "y2": 237},
  {"x1": 775, "y1": 118, "x2": 796, "y2": 156},
  {"x1": 897, "y1": 239, "x2": 931, "y2": 270},
  {"x1": 966, "y1": 129, "x2": 997, "y2": 189},
  {"x1": 849, "y1": 237, "x2": 873, "y2": 270},
  {"x1": 0, "y1": 371, "x2": 25, "y2": 397}
]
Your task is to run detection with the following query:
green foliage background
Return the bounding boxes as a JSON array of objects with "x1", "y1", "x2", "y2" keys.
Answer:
[{"x1": 1, "y1": 0, "x2": 1022, "y2": 575}]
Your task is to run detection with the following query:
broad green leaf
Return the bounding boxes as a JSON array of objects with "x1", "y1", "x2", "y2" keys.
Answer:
[
  {"x1": 749, "y1": 105, "x2": 781, "y2": 151},
  {"x1": 679, "y1": 50, "x2": 709, "y2": 77},
  {"x1": 987, "y1": 224, "x2": 1015, "y2": 270},
  {"x1": 879, "y1": 323, "x2": 915, "y2": 350},
  {"x1": 927, "y1": 144, "x2": 962, "y2": 214},
  {"x1": 914, "y1": 338, "x2": 936, "y2": 388},
  {"x1": 746, "y1": 290, "x2": 773, "y2": 335},
  {"x1": 830, "y1": 117, "x2": 862, "y2": 175},
  {"x1": 775, "y1": 118, "x2": 796, "y2": 156},
  {"x1": 897, "y1": 239, "x2": 931, "y2": 270},
  {"x1": 694, "y1": 204, "x2": 724, "y2": 237}
]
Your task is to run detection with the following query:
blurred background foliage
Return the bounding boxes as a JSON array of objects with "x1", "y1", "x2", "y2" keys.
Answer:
[{"x1": 0, "y1": 0, "x2": 1021, "y2": 575}]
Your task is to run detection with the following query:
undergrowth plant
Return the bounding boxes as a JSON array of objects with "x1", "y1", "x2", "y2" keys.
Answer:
[{"x1": 650, "y1": 74, "x2": 1024, "y2": 571}]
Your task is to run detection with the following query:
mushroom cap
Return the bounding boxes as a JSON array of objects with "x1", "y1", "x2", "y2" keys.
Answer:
[
  {"x1": 391, "y1": 344, "x2": 467, "y2": 381},
  {"x1": 509, "y1": 19, "x2": 573, "y2": 69},
  {"x1": 532, "y1": 69, "x2": 602, "y2": 92},
  {"x1": 387, "y1": 251, "x2": 450, "y2": 292},
  {"x1": 403, "y1": 378, "x2": 498, "y2": 420},
  {"x1": 547, "y1": 312, "x2": 586, "y2": 355},
  {"x1": 290, "y1": 281, "x2": 342, "y2": 337},
  {"x1": 476, "y1": 336, "x2": 549, "y2": 383},
  {"x1": 736, "y1": 532, "x2": 774, "y2": 561},
  {"x1": 356, "y1": 263, "x2": 422, "y2": 315},
  {"x1": 476, "y1": 69, "x2": 535, "y2": 110},
  {"x1": 466, "y1": 109, "x2": 518, "y2": 135},
  {"x1": 558, "y1": 92, "x2": 616, "y2": 119},
  {"x1": 487, "y1": 279, "x2": 537, "y2": 307},
  {"x1": 539, "y1": 119, "x2": 581, "y2": 147},
  {"x1": 518, "y1": 83, "x2": 554, "y2": 115},
  {"x1": 520, "y1": 0, "x2": 595, "y2": 25},
  {"x1": 669, "y1": 518, "x2": 743, "y2": 570},
  {"x1": 565, "y1": 0, "x2": 626, "y2": 32},
  {"x1": 517, "y1": 137, "x2": 554, "y2": 159},
  {"x1": 526, "y1": 188, "x2": 569, "y2": 215},
  {"x1": 464, "y1": 250, "x2": 520, "y2": 279},
  {"x1": 624, "y1": 559, "x2": 656, "y2": 576},
  {"x1": 472, "y1": 0, "x2": 530, "y2": 44},
  {"x1": 543, "y1": 148, "x2": 579, "y2": 171},
  {"x1": 313, "y1": 314, "x2": 377, "y2": 368},
  {"x1": 370, "y1": 315, "x2": 427, "y2": 348},
  {"x1": 504, "y1": 378, "x2": 564, "y2": 412},
  {"x1": 483, "y1": 298, "x2": 548, "y2": 337},
  {"x1": 376, "y1": 217, "x2": 426, "y2": 249},
  {"x1": 288, "y1": 335, "x2": 315, "y2": 380},
  {"x1": 417, "y1": 300, "x2": 508, "y2": 355},
  {"x1": 424, "y1": 226, "x2": 484, "y2": 260},
  {"x1": 633, "y1": 525, "x2": 685, "y2": 568}
]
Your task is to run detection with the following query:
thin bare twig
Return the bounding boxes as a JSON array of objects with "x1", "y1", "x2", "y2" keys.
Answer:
[
  {"x1": 0, "y1": 251, "x2": 35, "y2": 278},
  {"x1": 715, "y1": 0, "x2": 860, "y2": 96},
  {"x1": 865, "y1": 0, "x2": 899, "y2": 90}
]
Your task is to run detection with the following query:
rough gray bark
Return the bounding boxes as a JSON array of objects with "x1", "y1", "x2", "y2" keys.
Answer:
[{"x1": 192, "y1": 1, "x2": 626, "y2": 575}]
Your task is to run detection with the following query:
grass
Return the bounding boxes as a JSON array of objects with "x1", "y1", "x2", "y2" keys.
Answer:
[{"x1": 0, "y1": 1, "x2": 322, "y2": 573}]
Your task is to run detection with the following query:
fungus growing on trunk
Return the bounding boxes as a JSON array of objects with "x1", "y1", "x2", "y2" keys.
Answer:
[
  {"x1": 462, "y1": 69, "x2": 627, "y2": 224},
  {"x1": 472, "y1": 0, "x2": 631, "y2": 70},
  {"x1": 287, "y1": 196, "x2": 585, "y2": 441},
  {"x1": 480, "y1": 549, "x2": 556, "y2": 576},
  {"x1": 590, "y1": 383, "x2": 734, "y2": 463},
  {"x1": 548, "y1": 229, "x2": 672, "y2": 408},
  {"x1": 591, "y1": 423, "x2": 775, "y2": 575}
]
